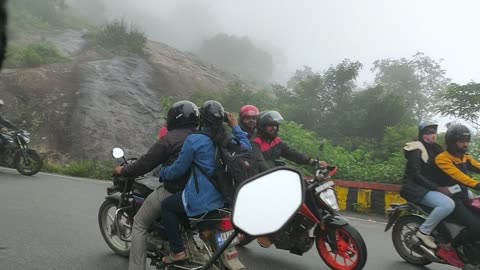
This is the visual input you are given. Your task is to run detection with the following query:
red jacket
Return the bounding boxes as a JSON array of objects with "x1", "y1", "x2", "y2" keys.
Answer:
[{"x1": 252, "y1": 136, "x2": 311, "y2": 169}]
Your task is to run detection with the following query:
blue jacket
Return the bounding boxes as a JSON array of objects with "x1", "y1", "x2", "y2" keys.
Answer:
[{"x1": 160, "y1": 125, "x2": 251, "y2": 216}]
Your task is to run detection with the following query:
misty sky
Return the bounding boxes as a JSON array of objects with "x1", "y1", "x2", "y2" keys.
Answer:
[{"x1": 97, "y1": 0, "x2": 480, "y2": 86}]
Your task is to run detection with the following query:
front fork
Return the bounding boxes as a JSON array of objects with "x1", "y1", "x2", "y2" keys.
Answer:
[{"x1": 316, "y1": 214, "x2": 349, "y2": 253}]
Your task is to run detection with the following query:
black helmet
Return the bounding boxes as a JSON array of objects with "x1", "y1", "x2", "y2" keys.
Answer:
[
  {"x1": 200, "y1": 100, "x2": 225, "y2": 126},
  {"x1": 166, "y1": 101, "x2": 199, "y2": 130},
  {"x1": 257, "y1": 110, "x2": 284, "y2": 139},
  {"x1": 445, "y1": 124, "x2": 471, "y2": 154}
]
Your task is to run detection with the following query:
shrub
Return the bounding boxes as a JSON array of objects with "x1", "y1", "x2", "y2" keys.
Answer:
[
  {"x1": 5, "y1": 39, "x2": 68, "y2": 68},
  {"x1": 42, "y1": 159, "x2": 114, "y2": 180},
  {"x1": 92, "y1": 19, "x2": 147, "y2": 55}
]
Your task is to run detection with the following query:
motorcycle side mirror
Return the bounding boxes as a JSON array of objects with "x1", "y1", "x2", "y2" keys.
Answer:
[
  {"x1": 202, "y1": 167, "x2": 304, "y2": 270},
  {"x1": 232, "y1": 167, "x2": 304, "y2": 235},
  {"x1": 112, "y1": 148, "x2": 125, "y2": 159}
]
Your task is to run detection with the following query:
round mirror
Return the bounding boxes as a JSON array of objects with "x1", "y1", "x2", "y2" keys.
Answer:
[
  {"x1": 232, "y1": 167, "x2": 304, "y2": 236},
  {"x1": 112, "y1": 148, "x2": 125, "y2": 159}
]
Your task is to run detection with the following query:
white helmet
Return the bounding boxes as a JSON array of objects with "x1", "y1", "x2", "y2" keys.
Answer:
[{"x1": 0, "y1": 99, "x2": 4, "y2": 105}]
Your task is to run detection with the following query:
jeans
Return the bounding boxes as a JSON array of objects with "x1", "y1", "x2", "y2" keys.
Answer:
[
  {"x1": 419, "y1": 191, "x2": 455, "y2": 235},
  {"x1": 161, "y1": 192, "x2": 186, "y2": 253},
  {"x1": 128, "y1": 186, "x2": 172, "y2": 270}
]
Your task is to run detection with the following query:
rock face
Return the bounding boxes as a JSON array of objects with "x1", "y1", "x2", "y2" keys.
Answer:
[{"x1": 0, "y1": 30, "x2": 251, "y2": 161}]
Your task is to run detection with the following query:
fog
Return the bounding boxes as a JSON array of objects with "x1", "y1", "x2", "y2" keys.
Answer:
[{"x1": 68, "y1": 0, "x2": 480, "y2": 85}]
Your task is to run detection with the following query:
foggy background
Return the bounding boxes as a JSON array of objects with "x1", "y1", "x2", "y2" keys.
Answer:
[{"x1": 68, "y1": 0, "x2": 480, "y2": 86}]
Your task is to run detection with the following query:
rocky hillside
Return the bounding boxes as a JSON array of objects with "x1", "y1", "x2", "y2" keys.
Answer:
[{"x1": 0, "y1": 29, "x2": 252, "y2": 161}]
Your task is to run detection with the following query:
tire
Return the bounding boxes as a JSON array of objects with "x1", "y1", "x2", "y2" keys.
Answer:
[
  {"x1": 204, "y1": 237, "x2": 227, "y2": 270},
  {"x1": 391, "y1": 215, "x2": 432, "y2": 266},
  {"x1": 98, "y1": 200, "x2": 132, "y2": 257},
  {"x1": 15, "y1": 149, "x2": 42, "y2": 176},
  {"x1": 316, "y1": 224, "x2": 368, "y2": 270}
]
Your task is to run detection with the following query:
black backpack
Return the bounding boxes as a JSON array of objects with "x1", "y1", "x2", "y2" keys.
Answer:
[{"x1": 192, "y1": 132, "x2": 256, "y2": 205}]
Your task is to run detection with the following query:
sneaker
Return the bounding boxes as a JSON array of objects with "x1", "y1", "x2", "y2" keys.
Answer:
[
  {"x1": 437, "y1": 246, "x2": 464, "y2": 267},
  {"x1": 416, "y1": 231, "x2": 438, "y2": 249}
]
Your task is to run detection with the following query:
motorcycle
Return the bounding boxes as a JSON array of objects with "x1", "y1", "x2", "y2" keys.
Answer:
[
  {"x1": 98, "y1": 148, "x2": 244, "y2": 270},
  {"x1": 0, "y1": 129, "x2": 42, "y2": 176},
  {"x1": 386, "y1": 202, "x2": 480, "y2": 270},
  {"x1": 237, "y1": 164, "x2": 368, "y2": 270}
]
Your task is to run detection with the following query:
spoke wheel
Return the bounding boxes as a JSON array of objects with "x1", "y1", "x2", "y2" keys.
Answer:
[
  {"x1": 392, "y1": 215, "x2": 432, "y2": 266},
  {"x1": 98, "y1": 200, "x2": 132, "y2": 257}
]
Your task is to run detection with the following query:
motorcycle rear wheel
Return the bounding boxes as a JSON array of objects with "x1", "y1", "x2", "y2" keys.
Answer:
[
  {"x1": 392, "y1": 215, "x2": 432, "y2": 266},
  {"x1": 14, "y1": 149, "x2": 42, "y2": 176},
  {"x1": 98, "y1": 200, "x2": 132, "y2": 257},
  {"x1": 316, "y1": 224, "x2": 367, "y2": 270}
]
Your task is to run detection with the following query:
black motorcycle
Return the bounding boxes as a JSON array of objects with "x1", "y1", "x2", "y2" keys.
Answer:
[
  {"x1": 386, "y1": 202, "x2": 480, "y2": 270},
  {"x1": 98, "y1": 148, "x2": 244, "y2": 270},
  {"x1": 0, "y1": 129, "x2": 42, "y2": 176}
]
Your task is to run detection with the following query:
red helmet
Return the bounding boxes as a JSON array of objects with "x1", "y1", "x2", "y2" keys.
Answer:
[{"x1": 239, "y1": 105, "x2": 259, "y2": 118}]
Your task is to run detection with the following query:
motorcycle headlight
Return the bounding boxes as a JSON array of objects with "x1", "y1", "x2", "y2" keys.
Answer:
[{"x1": 319, "y1": 188, "x2": 340, "y2": 211}]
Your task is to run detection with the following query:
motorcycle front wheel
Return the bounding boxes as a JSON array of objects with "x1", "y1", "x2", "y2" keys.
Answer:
[
  {"x1": 316, "y1": 224, "x2": 368, "y2": 270},
  {"x1": 98, "y1": 200, "x2": 132, "y2": 257},
  {"x1": 14, "y1": 149, "x2": 42, "y2": 176}
]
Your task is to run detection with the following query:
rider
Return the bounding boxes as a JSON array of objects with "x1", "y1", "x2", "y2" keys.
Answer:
[
  {"x1": 252, "y1": 110, "x2": 327, "y2": 170},
  {"x1": 113, "y1": 100, "x2": 200, "y2": 270},
  {"x1": 434, "y1": 124, "x2": 480, "y2": 246},
  {"x1": 400, "y1": 120, "x2": 455, "y2": 249},
  {"x1": 238, "y1": 104, "x2": 259, "y2": 139},
  {"x1": 0, "y1": 99, "x2": 19, "y2": 152},
  {"x1": 159, "y1": 100, "x2": 250, "y2": 265},
  {"x1": 251, "y1": 110, "x2": 327, "y2": 247}
]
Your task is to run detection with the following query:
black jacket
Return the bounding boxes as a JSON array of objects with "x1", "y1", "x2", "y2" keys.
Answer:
[
  {"x1": 121, "y1": 128, "x2": 193, "y2": 193},
  {"x1": 0, "y1": 114, "x2": 17, "y2": 129},
  {"x1": 252, "y1": 136, "x2": 310, "y2": 171},
  {"x1": 400, "y1": 141, "x2": 444, "y2": 203}
]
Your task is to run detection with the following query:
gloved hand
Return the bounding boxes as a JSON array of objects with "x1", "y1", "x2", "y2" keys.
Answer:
[
  {"x1": 310, "y1": 159, "x2": 328, "y2": 167},
  {"x1": 474, "y1": 183, "x2": 480, "y2": 191}
]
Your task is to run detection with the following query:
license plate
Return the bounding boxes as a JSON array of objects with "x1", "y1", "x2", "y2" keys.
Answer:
[{"x1": 215, "y1": 230, "x2": 240, "y2": 247}]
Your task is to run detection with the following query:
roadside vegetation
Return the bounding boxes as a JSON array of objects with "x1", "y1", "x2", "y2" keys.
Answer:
[
  {"x1": 4, "y1": 39, "x2": 68, "y2": 68},
  {"x1": 42, "y1": 159, "x2": 115, "y2": 180}
]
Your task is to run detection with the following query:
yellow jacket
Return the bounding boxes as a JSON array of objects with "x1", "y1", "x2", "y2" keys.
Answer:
[{"x1": 434, "y1": 151, "x2": 480, "y2": 188}]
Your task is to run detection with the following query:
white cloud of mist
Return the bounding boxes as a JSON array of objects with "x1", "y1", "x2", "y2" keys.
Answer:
[{"x1": 68, "y1": 0, "x2": 480, "y2": 85}]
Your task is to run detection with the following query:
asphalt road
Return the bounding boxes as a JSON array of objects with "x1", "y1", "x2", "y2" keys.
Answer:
[{"x1": 0, "y1": 167, "x2": 453, "y2": 270}]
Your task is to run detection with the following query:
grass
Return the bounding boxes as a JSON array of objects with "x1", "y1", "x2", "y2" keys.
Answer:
[
  {"x1": 42, "y1": 159, "x2": 115, "y2": 180},
  {"x1": 4, "y1": 39, "x2": 68, "y2": 68},
  {"x1": 89, "y1": 18, "x2": 147, "y2": 56}
]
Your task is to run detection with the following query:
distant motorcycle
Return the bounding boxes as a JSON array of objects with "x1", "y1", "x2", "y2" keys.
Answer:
[
  {"x1": 0, "y1": 129, "x2": 42, "y2": 176},
  {"x1": 98, "y1": 148, "x2": 243, "y2": 270}
]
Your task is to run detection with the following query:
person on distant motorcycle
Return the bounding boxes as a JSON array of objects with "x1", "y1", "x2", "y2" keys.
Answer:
[
  {"x1": 0, "y1": 99, "x2": 19, "y2": 151},
  {"x1": 238, "y1": 104, "x2": 259, "y2": 139},
  {"x1": 159, "y1": 100, "x2": 250, "y2": 266},
  {"x1": 434, "y1": 124, "x2": 480, "y2": 246},
  {"x1": 113, "y1": 100, "x2": 200, "y2": 270},
  {"x1": 251, "y1": 110, "x2": 327, "y2": 248},
  {"x1": 400, "y1": 120, "x2": 455, "y2": 250}
]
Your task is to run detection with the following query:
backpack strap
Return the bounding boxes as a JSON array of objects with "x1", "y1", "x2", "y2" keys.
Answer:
[{"x1": 191, "y1": 162, "x2": 220, "y2": 193}]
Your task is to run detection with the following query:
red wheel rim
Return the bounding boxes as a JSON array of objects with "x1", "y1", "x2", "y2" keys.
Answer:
[{"x1": 317, "y1": 228, "x2": 360, "y2": 270}]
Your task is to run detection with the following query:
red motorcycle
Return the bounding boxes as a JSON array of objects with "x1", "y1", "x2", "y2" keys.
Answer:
[{"x1": 238, "y1": 165, "x2": 368, "y2": 270}]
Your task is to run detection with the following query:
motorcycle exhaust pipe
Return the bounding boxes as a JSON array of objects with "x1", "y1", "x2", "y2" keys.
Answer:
[{"x1": 418, "y1": 245, "x2": 444, "y2": 264}]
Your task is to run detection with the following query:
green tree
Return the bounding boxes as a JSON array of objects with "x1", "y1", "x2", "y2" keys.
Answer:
[
  {"x1": 274, "y1": 60, "x2": 362, "y2": 132},
  {"x1": 436, "y1": 82, "x2": 480, "y2": 130},
  {"x1": 372, "y1": 52, "x2": 450, "y2": 120}
]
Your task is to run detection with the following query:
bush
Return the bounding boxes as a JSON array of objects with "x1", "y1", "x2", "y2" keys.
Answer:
[
  {"x1": 5, "y1": 39, "x2": 68, "y2": 68},
  {"x1": 91, "y1": 19, "x2": 147, "y2": 55},
  {"x1": 43, "y1": 159, "x2": 114, "y2": 180}
]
